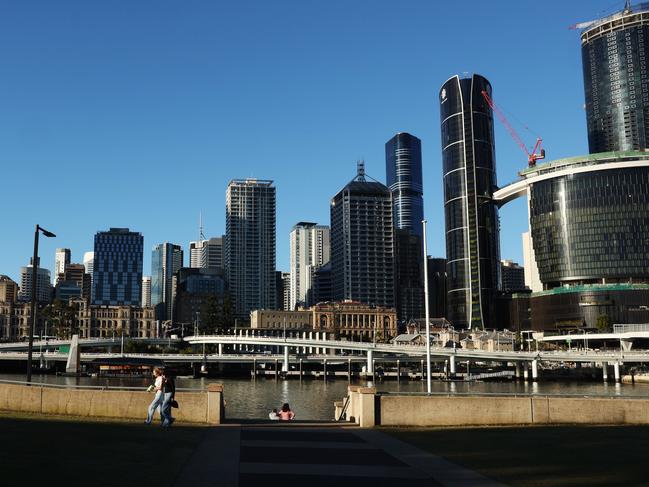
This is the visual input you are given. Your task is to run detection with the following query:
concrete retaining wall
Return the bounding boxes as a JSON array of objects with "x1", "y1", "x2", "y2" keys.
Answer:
[
  {"x1": 342, "y1": 386, "x2": 649, "y2": 427},
  {"x1": 0, "y1": 382, "x2": 224, "y2": 424},
  {"x1": 378, "y1": 395, "x2": 649, "y2": 427}
]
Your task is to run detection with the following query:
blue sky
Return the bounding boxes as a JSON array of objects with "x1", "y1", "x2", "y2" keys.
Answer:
[{"x1": 0, "y1": 0, "x2": 620, "y2": 281}]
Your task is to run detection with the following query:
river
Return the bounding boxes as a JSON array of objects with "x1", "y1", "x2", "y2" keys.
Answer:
[{"x1": 2, "y1": 373, "x2": 648, "y2": 421}]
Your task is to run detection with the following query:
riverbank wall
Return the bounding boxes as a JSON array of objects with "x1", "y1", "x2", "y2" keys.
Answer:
[
  {"x1": 0, "y1": 381, "x2": 224, "y2": 424},
  {"x1": 339, "y1": 386, "x2": 649, "y2": 427}
]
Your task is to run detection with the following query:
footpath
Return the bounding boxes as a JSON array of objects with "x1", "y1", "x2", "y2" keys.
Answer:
[{"x1": 173, "y1": 423, "x2": 507, "y2": 487}]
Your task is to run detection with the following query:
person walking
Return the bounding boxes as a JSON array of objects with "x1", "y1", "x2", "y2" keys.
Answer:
[
  {"x1": 161, "y1": 371, "x2": 176, "y2": 427},
  {"x1": 144, "y1": 367, "x2": 165, "y2": 424}
]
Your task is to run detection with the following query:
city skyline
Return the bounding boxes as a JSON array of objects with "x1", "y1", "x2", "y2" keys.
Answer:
[{"x1": 2, "y1": 1, "x2": 615, "y2": 283}]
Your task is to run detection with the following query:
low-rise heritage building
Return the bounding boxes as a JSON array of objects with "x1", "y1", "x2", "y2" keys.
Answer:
[
  {"x1": 249, "y1": 301, "x2": 398, "y2": 341},
  {"x1": 0, "y1": 301, "x2": 47, "y2": 340},
  {"x1": 72, "y1": 299, "x2": 157, "y2": 338},
  {"x1": 0, "y1": 275, "x2": 19, "y2": 303},
  {"x1": 311, "y1": 301, "x2": 397, "y2": 341},
  {"x1": 250, "y1": 309, "x2": 313, "y2": 330}
]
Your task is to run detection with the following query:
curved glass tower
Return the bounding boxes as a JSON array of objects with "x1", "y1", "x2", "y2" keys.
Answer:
[
  {"x1": 385, "y1": 132, "x2": 424, "y2": 237},
  {"x1": 582, "y1": 3, "x2": 649, "y2": 153},
  {"x1": 439, "y1": 74, "x2": 500, "y2": 329}
]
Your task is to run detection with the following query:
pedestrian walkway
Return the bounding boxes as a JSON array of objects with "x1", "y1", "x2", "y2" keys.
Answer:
[{"x1": 174, "y1": 424, "x2": 507, "y2": 487}]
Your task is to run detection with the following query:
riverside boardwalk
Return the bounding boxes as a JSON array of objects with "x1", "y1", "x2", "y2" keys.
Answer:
[{"x1": 173, "y1": 423, "x2": 505, "y2": 487}]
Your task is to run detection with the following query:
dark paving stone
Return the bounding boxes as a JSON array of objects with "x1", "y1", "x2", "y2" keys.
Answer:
[
  {"x1": 240, "y1": 446, "x2": 407, "y2": 466},
  {"x1": 241, "y1": 429, "x2": 365, "y2": 443},
  {"x1": 239, "y1": 474, "x2": 439, "y2": 487}
]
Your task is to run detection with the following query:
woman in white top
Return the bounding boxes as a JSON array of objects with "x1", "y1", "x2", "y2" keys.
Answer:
[{"x1": 144, "y1": 367, "x2": 165, "y2": 424}]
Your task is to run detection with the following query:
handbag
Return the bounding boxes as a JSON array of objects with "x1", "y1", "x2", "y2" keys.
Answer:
[{"x1": 171, "y1": 399, "x2": 179, "y2": 409}]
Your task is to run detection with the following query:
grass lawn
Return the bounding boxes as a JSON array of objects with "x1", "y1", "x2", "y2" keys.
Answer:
[
  {"x1": 387, "y1": 425, "x2": 649, "y2": 487},
  {"x1": 0, "y1": 412, "x2": 206, "y2": 487}
]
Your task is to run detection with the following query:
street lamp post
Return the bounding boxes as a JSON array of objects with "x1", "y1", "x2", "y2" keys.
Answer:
[
  {"x1": 27, "y1": 224, "x2": 56, "y2": 383},
  {"x1": 422, "y1": 219, "x2": 432, "y2": 394}
]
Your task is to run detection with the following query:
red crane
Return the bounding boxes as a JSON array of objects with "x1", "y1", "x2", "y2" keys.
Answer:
[{"x1": 481, "y1": 90, "x2": 545, "y2": 167}]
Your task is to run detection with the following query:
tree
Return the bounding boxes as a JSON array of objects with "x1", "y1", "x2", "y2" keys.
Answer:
[
  {"x1": 42, "y1": 299, "x2": 77, "y2": 338},
  {"x1": 596, "y1": 314, "x2": 612, "y2": 333},
  {"x1": 200, "y1": 295, "x2": 221, "y2": 334}
]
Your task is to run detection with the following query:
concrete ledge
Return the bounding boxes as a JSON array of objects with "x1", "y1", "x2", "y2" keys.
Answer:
[
  {"x1": 0, "y1": 382, "x2": 223, "y2": 424},
  {"x1": 342, "y1": 392, "x2": 649, "y2": 427}
]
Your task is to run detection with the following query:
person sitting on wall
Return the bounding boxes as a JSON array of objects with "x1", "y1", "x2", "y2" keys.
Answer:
[
  {"x1": 268, "y1": 408, "x2": 280, "y2": 420},
  {"x1": 278, "y1": 403, "x2": 295, "y2": 421}
]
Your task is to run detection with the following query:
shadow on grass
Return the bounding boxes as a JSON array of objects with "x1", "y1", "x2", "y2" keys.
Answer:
[
  {"x1": 0, "y1": 414, "x2": 206, "y2": 487},
  {"x1": 388, "y1": 425, "x2": 649, "y2": 487}
]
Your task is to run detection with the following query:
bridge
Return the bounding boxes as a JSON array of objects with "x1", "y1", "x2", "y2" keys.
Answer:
[{"x1": 2, "y1": 333, "x2": 648, "y2": 382}]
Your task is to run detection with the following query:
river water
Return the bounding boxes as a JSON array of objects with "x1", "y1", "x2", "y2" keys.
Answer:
[{"x1": 1, "y1": 373, "x2": 648, "y2": 420}]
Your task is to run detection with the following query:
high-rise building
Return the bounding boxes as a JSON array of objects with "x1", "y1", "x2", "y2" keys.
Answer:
[
  {"x1": 151, "y1": 243, "x2": 183, "y2": 321},
  {"x1": 225, "y1": 179, "x2": 276, "y2": 319},
  {"x1": 19, "y1": 258, "x2": 52, "y2": 303},
  {"x1": 312, "y1": 263, "x2": 333, "y2": 304},
  {"x1": 173, "y1": 267, "x2": 227, "y2": 326},
  {"x1": 91, "y1": 228, "x2": 143, "y2": 306},
  {"x1": 0, "y1": 276, "x2": 19, "y2": 303},
  {"x1": 386, "y1": 132, "x2": 425, "y2": 321},
  {"x1": 205, "y1": 236, "x2": 225, "y2": 269},
  {"x1": 427, "y1": 257, "x2": 447, "y2": 319},
  {"x1": 142, "y1": 276, "x2": 152, "y2": 307},
  {"x1": 83, "y1": 252, "x2": 94, "y2": 275},
  {"x1": 189, "y1": 240, "x2": 206, "y2": 268},
  {"x1": 581, "y1": 3, "x2": 649, "y2": 153},
  {"x1": 440, "y1": 74, "x2": 500, "y2": 329},
  {"x1": 386, "y1": 132, "x2": 424, "y2": 237},
  {"x1": 501, "y1": 260, "x2": 527, "y2": 293},
  {"x1": 289, "y1": 222, "x2": 330, "y2": 309},
  {"x1": 276, "y1": 271, "x2": 290, "y2": 310},
  {"x1": 331, "y1": 162, "x2": 395, "y2": 308},
  {"x1": 54, "y1": 248, "x2": 71, "y2": 282}
]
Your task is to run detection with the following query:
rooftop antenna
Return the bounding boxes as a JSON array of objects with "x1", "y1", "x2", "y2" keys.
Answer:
[
  {"x1": 356, "y1": 159, "x2": 366, "y2": 181},
  {"x1": 199, "y1": 212, "x2": 205, "y2": 240}
]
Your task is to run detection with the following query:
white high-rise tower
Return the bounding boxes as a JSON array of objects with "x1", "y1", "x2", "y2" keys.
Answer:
[{"x1": 289, "y1": 222, "x2": 330, "y2": 309}]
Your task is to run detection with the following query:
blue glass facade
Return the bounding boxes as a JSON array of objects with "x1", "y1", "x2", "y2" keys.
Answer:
[
  {"x1": 91, "y1": 228, "x2": 143, "y2": 306},
  {"x1": 151, "y1": 242, "x2": 183, "y2": 320},
  {"x1": 385, "y1": 132, "x2": 424, "y2": 237}
]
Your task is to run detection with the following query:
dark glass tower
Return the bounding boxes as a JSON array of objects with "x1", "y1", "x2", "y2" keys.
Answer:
[
  {"x1": 151, "y1": 242, "x2": 183, "y2": 321},
  {"x1": 386, "y1": 132, "x2": 425, "y2": 321},
  {"x1": 385, "y1": 133, "x2": 424, "y2": 237},
  {"x1": 91, "y1": 228, "x2": 143, "y2": 306},
  {"x1": 439, "y1": 74, "x2": 500, "y2": 329},
  {"x1": 581, "y1": 3, "x2": 649, "y2": 153},
  {"x1": 331, "y1": 162, "x2": 395, "y2": 308}
]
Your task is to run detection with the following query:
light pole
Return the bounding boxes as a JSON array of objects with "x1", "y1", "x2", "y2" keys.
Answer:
[
  {"x1": 422, "y1": 219, "x2": 432, "y2": 394},
  {"x1": 27, "y1": 224, "x2": 56, "y2": 382}
]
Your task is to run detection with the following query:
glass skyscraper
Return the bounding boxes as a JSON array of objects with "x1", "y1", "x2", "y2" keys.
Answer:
[
  {"x1": 151, "y1": 242, "x2": 183, "y2": 321},
  {"x1": 385, "y1": 132, "x2": 424, "y2": 237},
  {"x1": 440, "y1": 74, "x2": 500, "y2": 329},
  {"x1": 91, "y1": 228, "x2": 143, "y2": 306},
  {"x1": 581, "y1": 3, "x2": 649, "y2": 153}
]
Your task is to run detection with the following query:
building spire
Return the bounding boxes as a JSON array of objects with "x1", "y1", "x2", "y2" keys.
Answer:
[{"x1": 199, "y1": 212, "x2": 205, "y2": 240}]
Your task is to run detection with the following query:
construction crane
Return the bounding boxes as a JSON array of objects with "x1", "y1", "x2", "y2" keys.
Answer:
[{"x1": 481, "y1": 90, "x2": 545, "y2": 168}]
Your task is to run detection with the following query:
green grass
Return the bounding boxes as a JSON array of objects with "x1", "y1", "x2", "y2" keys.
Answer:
[
  {"x1": 0, "y1": 412, "x2": 206, "y2": 487},
  {"x1": 387, "y1": 425, "x2": 649, "y2": 487}
]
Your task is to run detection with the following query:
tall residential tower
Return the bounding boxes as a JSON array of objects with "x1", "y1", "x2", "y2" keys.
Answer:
[
  {"x1": 289, "y1": 222, "x2": 330, "y2": 309},
  {"x1": 225, "y1": 179, "x2": 276, "y2": 319}
]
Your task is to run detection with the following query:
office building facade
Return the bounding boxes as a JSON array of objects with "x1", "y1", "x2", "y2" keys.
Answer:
[
  {"x1": 440, "y1": 74, "x2": 501, "y2": 329},
  {"x1": 289, "y1": 222, "x2": 330, "y2": 309},
  {"x1": 331, "y1": 162, "x2": 395, "y2": 308},
  {"x1": 151, "y1": 243, "x2": 183, "y2": 321},
  {"x1": 91, "y1": 228, "x2": 143, "y2": 306},
  {"x1": 141, "y1": 276, "x2": 152, "y2": 307},
  {"x1": 225, "y1": 179, "x2": 276, "y2": 319},
  {"x1": 581, "y1": 3, "x2": 649, "y2": 153}
]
